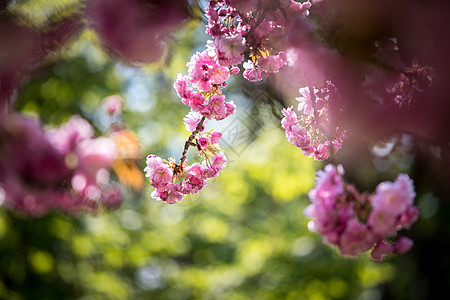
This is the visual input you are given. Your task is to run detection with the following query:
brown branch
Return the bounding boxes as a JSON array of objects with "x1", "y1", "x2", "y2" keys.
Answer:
[{"x1": 174, "y1": 116, "x2": 206, "y2": 175}]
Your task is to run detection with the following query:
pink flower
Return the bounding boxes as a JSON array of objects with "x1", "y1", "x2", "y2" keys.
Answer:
[
  {"x1": 188, "y1": 164, "x2": 204, "y2": 183},
  {"x1": 151, "y1": 165, "x2": 173, "y2": 187},
  {"x1": 47, "y1": 116, "x2": 94, "y2": 154},
  {"x1": 209, "y1": 64, "x2": 230, "y2": 84},
  {"x1": 371, "y1": 174, "x2": 415, "y2": 215},
  {"x1": 255, "y1": 20, "x2": 273, "y2": 39},
  {"x1": 314, "y1": 141, "x2": 330, "y2": 161},
  {"x1": 367, "y1": 208, "x2": 398, "y2": 237},
  {"x1": 286, "y1": 128, "x2": 311, "y2": 149},
  {"x1": 210, "y1": 130, "x2": 222, "y2": 144},
  {"x1": 339, "y1": 219, "x2": 376, "y2": 257},
  {"x1": 371, "y1": 237, "x2": 413, "y2": 261},
  {"x1": 211, "y1": 153, "x2": 227, "y2": 170},
  {"x1": 183, "y1": 111, "x2": 207, "y2": 132},
  {"x1": 257, "y1": 54, "x2": 286, "y2": 73},
  {"x1": 281, "y1": 107, "x2": 298, "y2": 131},
  {"x1": 393, "y1": 237, "x2": 413, "y2": 254},
  {"x1": 166, "y1": 190, "x2": 184, "y2": 204},
  {"x1": 397, "y1": 206, "x2": 420, "y2": 229},
  {"x1": 230, "y1": 66, "x2": 240, "y2": 75},
  {"x1": 371, "y1": 240, "x2": 395, "y2": 261},
  {"x1": 289, "y1": 0, "x2": 311, "y2": 16},
  {"x1": 295, "y1": 86, "x2": 319, "y2": 115},
  {"x1": 208, "y1": 94, "x2": 227, "y2": 120},
  {"x1": 309, "y1": 164, "x2": 345, "y2": 202},
  {"x1": 198, "y1": 137, "x2": 209, "y2": 149},
  {"x1": 187, "y1": 92, "x2": 207, "y2": 112},
  {"x1": 144, "y1": 155, "x2": 163, "y2": 177},
  {"x1": 174, "y1": 73, "x2": 192, "y2": 99},
  {"x1": 214, "y1": 34, "x2": 246, "y2": 66},
  {"x1": 243, "y1": 61, "x2": 269, "y2": 82}
]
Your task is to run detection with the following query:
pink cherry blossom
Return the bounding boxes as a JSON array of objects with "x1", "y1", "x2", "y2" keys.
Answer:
[
  {"x1": 210, "y1": 130, "x2": 222, "y2": 144},
  {"x1": 183, "y1": 111, "x2": 207, "y2": 132},
  {"x1": 295, "y1": 86, "x2": 318, "y2": 115},
  {"x1": 339, "y1": 219, "x2": 376, "y2": 257},
  {"x1": 371, "y1": 174, "x2": 415, "y2": 215},
  {"x1": 243, "y1": 60, "x2": 269, "y2": 82},
  {"x1": 214, "y1": 34, "x2": 246, "y2": 66},
  {"x1": 257, "y1": 54, "x2": 286, "y2": 73},
  {"x1": 150, "y1": 165, "x2": 173, "y2": 187},
  {"x1": 198, "y1": 137, "x2": 209, "y2": 149}
]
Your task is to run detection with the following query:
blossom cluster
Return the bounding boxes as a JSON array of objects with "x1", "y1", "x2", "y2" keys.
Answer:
[
  {"x1": 146, "y1": 44, "x2": 235, "y2": 205},
  {"x1": 144, "y1": 120, "x2": 226, "y2": 204},
  {"x1": 304, "y1": 164, "x2": 419, "y2": 261},
  {"x1": 387, "y1": 59, "x2": 434, "y2": 109},
  {"x1": 282, "y1": 81, "x2": 346, "y2": 160},
  {"x1": 205, "y1": 0, "x2": 311, "y2": 82},
  {"x1": 174, "y1": 49, "x2": 236, "y2": 121},
  {"x1": 0, "y1": 114, "x2": 121, "y2": 216}
]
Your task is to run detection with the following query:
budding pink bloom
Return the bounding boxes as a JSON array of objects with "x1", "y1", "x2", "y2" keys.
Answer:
[
  {"x1": 210, "y1": 130, "x2": 222, "y2": 144},
  {"x1": 393, "y1": 237, "x2": 413, "y2": 254},
  {"x1": 371, "y1": 237, "x2": 413, "y2": 261},
  {"x1": 214, "y1": 34, "x2": 246, "y2": 66},
  {"x1": 151, "y1": 165, "x2": 173, "y2": 187},
  {"x1": 230, "y1": 66, "x2": 240, "y2": 75},
  {"x1": 102, "y1": 94, "x2": 123, "y2": 115},
  {"x1": 198, "y1": 137, "x2": 209, "y2": 149},
  {"x1": 371, "y1": 240, "x2": 395, "y2": 261},
  {"x1": 257, "y1": 55, "x2": 286, "y2": 73}
]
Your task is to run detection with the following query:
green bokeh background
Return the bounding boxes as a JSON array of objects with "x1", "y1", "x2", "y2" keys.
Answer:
[{"x1": 1, "y1": 1, "x2": 449, "y2": 299}]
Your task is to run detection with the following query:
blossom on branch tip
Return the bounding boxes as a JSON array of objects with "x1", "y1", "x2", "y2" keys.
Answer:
[
  {"x1": 305, "y1": 164, "x2": 419, "y2": 261},
  {"x1": 282, "y1": 82, "x2": 347, "y2": 160}
]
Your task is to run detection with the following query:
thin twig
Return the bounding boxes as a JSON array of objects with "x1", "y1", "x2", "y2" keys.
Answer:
[{"x1": 174, "y1": 116, "x2": 207, "y2": 174}]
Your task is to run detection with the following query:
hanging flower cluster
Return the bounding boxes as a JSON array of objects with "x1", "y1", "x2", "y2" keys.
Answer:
[
  {"x1": 304, "y1": 164, "x2": 419, "y2": 261},
  {"x1": 205, "y1": 0, "x2": 311, "y2": 82},
  {"x1": 144, "y1": 124, "x2": 226, "y2": 204},
  {"x1": 282, "y1": 81, "x2": 347, "y2": 160},
  {"x1": 145, "y1": 1, "x2": 313, "y2": 204}
]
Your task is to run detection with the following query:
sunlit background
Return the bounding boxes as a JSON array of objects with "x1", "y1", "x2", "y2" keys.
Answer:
[{"x1": 1, "y1": 1, "x2": 449, "y2": 299}]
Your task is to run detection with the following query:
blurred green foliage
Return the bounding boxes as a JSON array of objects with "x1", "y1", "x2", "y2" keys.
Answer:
[{"x1": 1, "y1": 2, "x2": 448, "y2": 300}]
